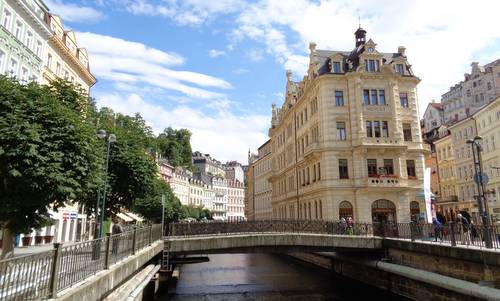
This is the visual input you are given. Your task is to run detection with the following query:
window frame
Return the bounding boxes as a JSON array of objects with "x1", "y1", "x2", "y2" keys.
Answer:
[{"x1": 339, "y1": 159, "x2": 349, "y2": 179}]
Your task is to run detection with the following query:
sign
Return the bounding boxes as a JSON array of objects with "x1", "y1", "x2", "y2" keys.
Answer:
[
  {"x1": 423, "y1": 167, "x2": 433, "y2": 223},
  {"x1": 62, "y1": 212, "x2": 69, "y2": 220},
  {"x1": 62, "y1": 212, "x2": 78, "y2": 220},
  {"x1": 474, "y1": 172, "x2": 489, "y2": 185},
  {"x1": 70, "y1": 212, "x2": 78, "y2": 220}
]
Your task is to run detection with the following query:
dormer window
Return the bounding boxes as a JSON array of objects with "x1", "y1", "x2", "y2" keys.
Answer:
[
  {"x1": 332, "y1": 61, "x2": 341, "y2": 73},
  {"x1": 395, "y1": 64, "x2": 404, "y2": 74},
  {"x1": 365, "y1": 59, "x2": 379, "y2": 72}
]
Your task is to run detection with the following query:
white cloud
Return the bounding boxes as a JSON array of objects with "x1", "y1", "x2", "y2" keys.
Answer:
[
  {"x1": 246, "y1": 49, "x2": 264, "y2": 62},
  {"x1": 44, "y1": 0, "x2": 104, "y2": 23},
  {"x1": 97, "y1": 93, "x2": 269, "y2": 163},
  {"x1": 231, "y1": 0, "x2": 500, "y2": 113},
  {"x1": 78, "y1": 32, "x2": 232, "y2": 100},
  {"x1": 126, "y1": 0, "x2": 246, "y2": 26},
  {"x1": 208, "y1": 49, "x2": 226, "y2": 58}
]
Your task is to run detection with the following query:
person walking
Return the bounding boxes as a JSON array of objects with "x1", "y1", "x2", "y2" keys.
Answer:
[
  {"x1": 432, "y1": 217, "x2": 443, "y2": 242},
  {"x1": 457, "y1": 214, "x2": 470, "y2": 245},
  {"x1": 346, "y1": 217, "x2": 354, "y2": 235},
  {"x1": 340, "y1": 217, "x2": 347, "y2": 235},
  {"x1": 111, "y1": 218, "x2": 123, "y2": 255}
]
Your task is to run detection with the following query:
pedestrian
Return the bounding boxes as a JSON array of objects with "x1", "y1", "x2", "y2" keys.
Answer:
[
  {"x1": 457, "y1": 214, "x2": 470, "y2": 245},
  {"x1": 347, "y1": 217, "x2": 354, "y2": 235},
  {"x1": 432, "y1": 217, "x2": 442, "y2": 242},
  {"x1": 111, "y1": 218, "x2": 123, "y2": 254},
  {"x1": 340, "y1": 217, "x2": 347, "y2": 235}
]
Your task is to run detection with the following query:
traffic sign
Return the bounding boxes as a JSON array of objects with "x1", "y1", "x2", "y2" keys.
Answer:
[{"x1": 474, "y1": 172, "x2": 489, "y2": 185}]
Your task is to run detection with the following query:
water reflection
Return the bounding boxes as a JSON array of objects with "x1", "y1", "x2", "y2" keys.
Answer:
[{"x1": 161, "y1": 253, "x2": 405, "y2": 301}]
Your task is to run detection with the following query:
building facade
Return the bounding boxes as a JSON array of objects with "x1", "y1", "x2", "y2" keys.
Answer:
[
  {"x1": 193, "y1": 151, "x2": 225, "y2": 177},
  {"x1": 0, "y1": 0, "x2": 51, "y2": 82},
  {"x1": 245, "y1": 151, "x2": 258, "y2": 220},
  {"x1": 474, "y1": 96, "x2": 500, "y2": 221},
  {"x1": 254, "y1": 140, "x2": 273, "y2": 220},
  {"x1": 442, "y1": 60, "x2": 500, "y2": 123},
  {"x1": 170, "y1": 171, "x2": 190, "y2": 206},
  {"x1": 422, "y1": 102, "x2": 444, "y2": 134},
  {"x1": 212, "y1": 176, "x2": 227, "y2": 220},
  {"x1": 42, "y1": 14, "x2": 96, "y2": 93},
  {"x1": 226, "y1": 179, "x2": 245, "y2": 221},
  {"x1": 224, "y1": 161, "x2": 244, "y2": 183},
  {"x1": 267, "y1": 28, "x2": 426, "y2": 223}
]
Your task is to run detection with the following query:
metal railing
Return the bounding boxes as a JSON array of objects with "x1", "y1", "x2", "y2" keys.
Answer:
[
  {"x1": 0, "y1": 224, "x2": 161, "y2": 301},
  {"x1": 167, "y1": 220, "x2": 500, "y2": 250},
  {"x1": 167, "y1": 220, "x2": 374, "y2": 237}
]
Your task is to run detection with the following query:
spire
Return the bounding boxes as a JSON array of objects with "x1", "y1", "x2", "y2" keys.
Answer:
[{"x1": 354, "y1": 26, "x2": 367, "y2": 47}]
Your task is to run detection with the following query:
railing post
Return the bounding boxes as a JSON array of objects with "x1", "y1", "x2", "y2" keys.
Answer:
[
  {"x1": 104, "y1": 233, "x2": 112, "y2": 269},
  {"x1": 449, "y1": 222, "x2": 456, "y2": 247},
  {"x1": 48, "y1": 243, "x2": 62, "y2": 298},
  {"x1": 132, "y1": 227, "x2": 137, "y2": 255},
  {"x1": 149, "y1": 225, "x2": 153, "y2": 246}
]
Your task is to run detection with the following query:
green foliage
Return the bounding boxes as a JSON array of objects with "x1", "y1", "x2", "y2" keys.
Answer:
[
  {"x1": 156, "y1": 127, "x2": 193, "y2": 168},
  {"x1": 182, "y1": 205, "x2": 213, "y2": 221},
  {"x1": 0, "y1": 76, "x2": 102, "y2": 233},
  {"x1": 132, "y1": 178, "x2": 183, "y2": 223}
]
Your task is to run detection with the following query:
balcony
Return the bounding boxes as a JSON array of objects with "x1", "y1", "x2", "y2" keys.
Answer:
[
  {"x1": 303, "y1": 142, "x2": 320, "y2": 159},
  {"x1": 365, "y1": 174, "x2": 406, "y2": 188},
  {"x1": 363, "y1": 105, "x2": 391, "y2": 114},
  {"x1": 362, "y1": 137, "x2": 406, "y2": 149}
]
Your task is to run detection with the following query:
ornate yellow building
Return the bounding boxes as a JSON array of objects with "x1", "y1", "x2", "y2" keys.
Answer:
[
  {"x1": 42, "y1": 14, "x2": 95, "y2": 93},
  {"x1": 268, "y1": 28, "x2": 426, "y2": 223}
]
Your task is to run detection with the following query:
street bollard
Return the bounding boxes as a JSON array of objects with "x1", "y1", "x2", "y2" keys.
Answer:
[
  {"x1": 104, "y1": 233, "x2": 112, "y2": 269},
  {"x1": 48, "y1": 243, "x2": 62, "y2": 298}
]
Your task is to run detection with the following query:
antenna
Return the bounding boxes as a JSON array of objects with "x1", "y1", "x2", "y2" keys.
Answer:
[{"x1": 357, "y1": 9, "x2": 361, "y2": 28}]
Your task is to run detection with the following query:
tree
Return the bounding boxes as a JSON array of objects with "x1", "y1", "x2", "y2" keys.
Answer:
[
  {"x1": 132, "y1": 178, "x2": 183, "y2": 223},
  {"x1": 0, "y1": 77, "x2": 102, "y2": 259},
  {"x1": 156, "y1": 127, "x2": 193, "y2": 168},
  {"x1": 181, "y1": 205, "x2": 213, "y2": 221}
]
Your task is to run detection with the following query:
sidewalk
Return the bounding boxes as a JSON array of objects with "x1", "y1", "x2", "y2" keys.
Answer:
[{"x1": 10, "y1": 241, "x2": 78, "y2": 258}]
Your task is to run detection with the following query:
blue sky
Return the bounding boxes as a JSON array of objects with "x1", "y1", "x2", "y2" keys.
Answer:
[{"x1": 45, "y1": 0, "x2": 500, "y2": 163}]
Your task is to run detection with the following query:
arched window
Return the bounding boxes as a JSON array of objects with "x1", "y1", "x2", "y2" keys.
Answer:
[
  {"x1": 371, "y1": 199, "x2": 396, "y2": 223},
  {"x1": 410, "y1": 201, "x2": 420, "y2": 222},
  {"x1": 339, "y1": 201, "x2": 353, "y2": 219}
]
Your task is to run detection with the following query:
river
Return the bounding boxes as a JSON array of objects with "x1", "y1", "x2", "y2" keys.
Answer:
[{"x1": 159, "y1": 253, "x2": 408, "y2": 300}]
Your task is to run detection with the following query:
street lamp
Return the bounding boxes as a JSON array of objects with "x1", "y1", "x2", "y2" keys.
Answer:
[
  {"x1": 466, "y1": 135, "x2": 493, "y2": 248},
  {"x1": 95, "y1": 130, "x2": 117, "y2": 238}
]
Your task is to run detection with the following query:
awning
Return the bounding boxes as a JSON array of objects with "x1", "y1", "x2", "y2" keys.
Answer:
[
  {"x1": 416, "y1": 191, "x2": 436, "y2": 200},
  {"x1": 116, "y1": 212, "x2": 134, "y2": 222},
  {"x1": 124, "y1": 211, "x2": 144, "y2": 222}
]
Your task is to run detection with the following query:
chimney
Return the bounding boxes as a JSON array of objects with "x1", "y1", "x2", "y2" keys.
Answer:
[
  {"x1": 398, "y1": 46, "x2": 406, "y2": 56},
  {"x1": 309, "y1": 42, "x2": 317, "y2": 54}
]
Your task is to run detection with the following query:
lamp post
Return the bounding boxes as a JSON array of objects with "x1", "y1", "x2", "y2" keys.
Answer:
[
  {"x1": 95, "y1": 129, "x2": 117, "y2": 238},
  {"x1": 466, "y1": 136, "x2": 493, "y2": 248}
]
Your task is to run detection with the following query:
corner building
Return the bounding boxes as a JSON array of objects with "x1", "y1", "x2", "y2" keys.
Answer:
[{"x1": 268, "y1": 28, "x2": 426, "y2": 223}]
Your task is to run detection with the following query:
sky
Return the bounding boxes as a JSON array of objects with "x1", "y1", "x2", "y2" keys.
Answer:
[{"x1": 45, "y1": 0, "x2": 500, "y2": 163}]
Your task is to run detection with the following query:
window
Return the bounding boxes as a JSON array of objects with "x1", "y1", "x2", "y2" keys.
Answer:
[
  {"x1": 363, "y1": 89, "x2": 370, "y2": 105},
  {"x1": 15, "y1": 21, "x2": 22, "y2": 40},
  {"x1": 2, "y1": 9, "x2": 11, "y2": 29},
  {"x1": 332, "y1": 61, "x2": 341, "y2": 73},
  {"x1": 466, "y1": 90, "x2": 471, "y2": 97},
  {"x1": 407, "y1": 160, "x2": 416, "y2": 177},
  {"x1": 365, "y1": 59, "x2": 379, "y2": 72},
  {"x1": 367, "y1": 159, "x2": 378, "y2": 177},
  {"x1": 25, "y1": 31, "x2": 33, "y2": 49},
  {"x1": 383, "y1": 159, "x2": 394, "y2": 175},
  {"x1": 335, "y1": 90, "x2": 344, "y2": 106},
  {"x1": 35, "y1": 41, "x2": 42, "y2": 56},
  {"x1": 396, "y1": 64, "x2": 404, "y2": 74},
  {"x1": 381, "y1": 121, "x2": 389, "y2": 137},
  {"x1": 21, "y1": 67, "x2": 28, "y2": 82},
  {"x1": 339, "y1": 159, "x2": 349, "y2": 179},
  {"x1": 64, "y1": 70, "x2": 69, "y2": 80},
  {"x1": 371, "y1": 89, "x2": 378, "y2": 105},
  {"x1": 9, "y1": 58, "x2": 17, "y2": 75},
  {"x1": 373, "y1": 121, "x2": 381, "y2": 137},
  {"x1": 403, "y1": 123, "x2": 412, "y2": 141},
  {"x1": 488, "y1": 82, "x2": 492, "y2": 90},
  {"x1": 336, "y1": 122, "x2": 346, "y2": 140},
  {"x1": 366, "y1": 121, "x2": 373, "y2": 137},
  {"x1": 379, "y1": 90, "x2": 386, "y2": 105},
  {"x1": 56, "y1": 62, "x2": 61, "y2": 75},
  {"x1": 400, "y1": 92, "x2": 409, "y2": 108},
  {"x1": 47, "y1": 54, "x2": 52, "y2": 69}
]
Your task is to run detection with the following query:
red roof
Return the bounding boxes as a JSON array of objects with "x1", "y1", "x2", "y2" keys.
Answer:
[{"x1": 430, "y1": 103, "x2": 444, "y2": 110}]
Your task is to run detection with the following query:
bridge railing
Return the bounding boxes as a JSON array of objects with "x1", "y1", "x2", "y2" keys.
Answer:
[
  {"x1": 167, "y1": 220, "x2": 374, "y2": 237},
  {"x1": 167, "y1": 220, "x2": 500, "y2": 250},
  {"x1": 0, "y1": 224, "x2": 161, "y2": 301}
]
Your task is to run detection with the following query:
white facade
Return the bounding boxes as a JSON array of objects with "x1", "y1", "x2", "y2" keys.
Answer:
[
  {"x1": 212, "y1": 177, "x2": 228, "y2": 220},
  {"x1": 254, "y1": 140, "x2": 273, "y2": 219},
  {"x1": 224, "y1": 161, "x2": 244, "y2": 183},
  {"x1": 226, "y1": 179, "x2": 245, "y2": 221},
  {"x1": 422, "y1": 102, "x2": 444, "y2": 133},
  {"x1": 170, "y1": 172, "x2": 190, "y2": 205}
]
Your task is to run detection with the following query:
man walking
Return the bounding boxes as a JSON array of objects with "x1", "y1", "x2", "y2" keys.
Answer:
[
  {"x1": 457, "y1": 214, "x2": 470, "y2": 245},
  {"x1": 111, "y1": 218, "x2": 123, "y2": 255}
]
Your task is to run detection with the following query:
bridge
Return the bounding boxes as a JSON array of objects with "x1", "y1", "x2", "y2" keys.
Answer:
[
  {"x1": 1, "y1": 221, "x2": 499, "y2": 301},
  {"x1": 165, "y1": 220, "x2": 383, "y2": 254}
]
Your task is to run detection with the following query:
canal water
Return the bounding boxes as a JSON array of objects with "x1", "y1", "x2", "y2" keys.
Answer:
[{"x1": 159, "y1": 253, "x2": 408, "y2": 300}]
